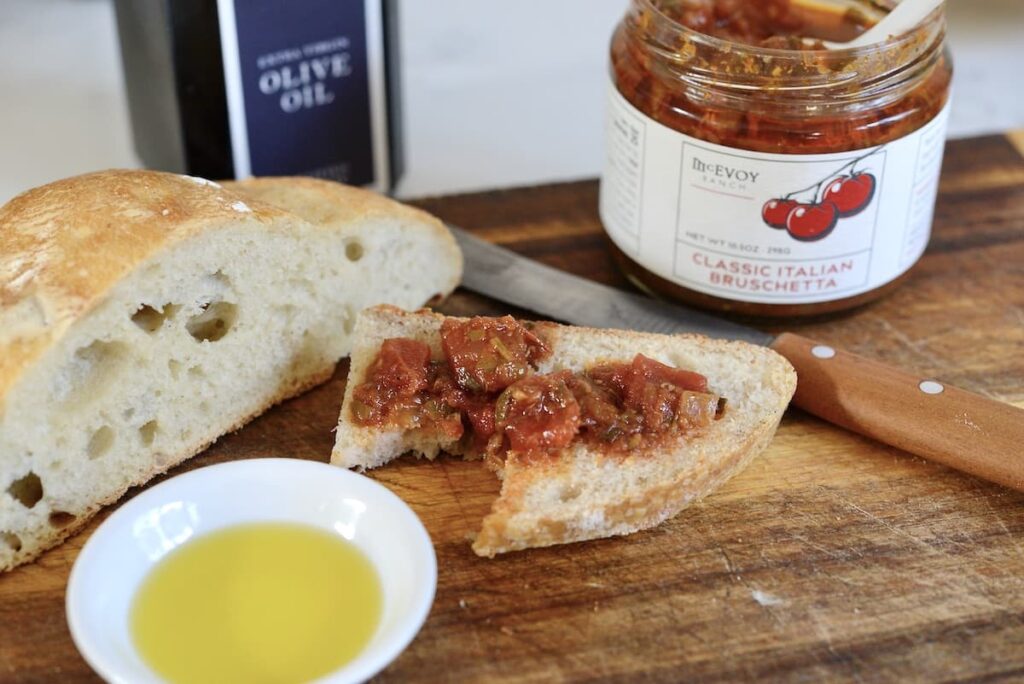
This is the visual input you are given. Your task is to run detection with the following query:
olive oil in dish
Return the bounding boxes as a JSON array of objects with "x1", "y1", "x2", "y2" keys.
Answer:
[{"x1": 130, "y1": 522, "x2": 382, "y2": 684}]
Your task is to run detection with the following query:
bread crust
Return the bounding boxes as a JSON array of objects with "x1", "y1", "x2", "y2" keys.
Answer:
[
  {"x1": 224, "y1": 177, "x2": 453, "y2": 244},
  {"x1": 225, "y1": 177, "x2": 462, "y2": 306},
  {"x1": 472, "y1": 415, "x2": 776, "y2": 556},
  {"x1": 0, "y1": 171, "x2": 296, "y2": 408}
]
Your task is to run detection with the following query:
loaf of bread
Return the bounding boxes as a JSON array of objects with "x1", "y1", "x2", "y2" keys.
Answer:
[
  {"x1": 332, "y1": 306, "x2": 796, "y2": 556},
  {"x1": 0, "y1": 171, "x2": 461, "y2": 571}
]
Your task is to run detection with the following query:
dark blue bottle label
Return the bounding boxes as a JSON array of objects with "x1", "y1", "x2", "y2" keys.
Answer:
[{"x1": 218, "y1": 0, "x2": 387, "y2": 188}]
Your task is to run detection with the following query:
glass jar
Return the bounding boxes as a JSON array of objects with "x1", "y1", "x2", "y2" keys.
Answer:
[{"x1": 599, "y1": 0, "x2": 953, "y2": 318}]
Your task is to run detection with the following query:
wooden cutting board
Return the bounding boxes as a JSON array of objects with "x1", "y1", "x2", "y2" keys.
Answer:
[{"x1": 2, "y1": 133, "x2": 1023, "y2": 682}]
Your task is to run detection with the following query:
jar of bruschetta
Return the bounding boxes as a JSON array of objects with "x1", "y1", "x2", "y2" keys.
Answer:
[{"x1": 599, "y1": 0, "x2": 953, "y2": 318}]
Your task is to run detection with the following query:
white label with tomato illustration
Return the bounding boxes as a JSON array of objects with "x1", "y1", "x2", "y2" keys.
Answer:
[{"x1": 600, "y1": 83, "x2": 951, "y2": 305}]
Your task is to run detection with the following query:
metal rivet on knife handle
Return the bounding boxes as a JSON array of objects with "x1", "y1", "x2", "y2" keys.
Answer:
[{"x1": 812, "y1": 345, "x2": 836, "y2": 359}]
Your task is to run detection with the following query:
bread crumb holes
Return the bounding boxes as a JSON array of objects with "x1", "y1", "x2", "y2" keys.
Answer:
[
  {"x1": 87, "y1": 426, "x2": 115, "y2": 459},
  {"x1": 186, "y1": 301, "x2": 237, "y2": 342},
  {"x1": 7, "y1": 472, "x2": 43, "y2": 509},
  {"x1": 1, "y1": 532, "x2": 22, "y2": 552},
  {"x1": 48, "y1": 511, "x2": 76, "y2": 528},
  {"x1": 345, "y1": 240, "x2": 365, "y2": 262},
  {"x1": 139, "y1": 420, "x2": 158, "y2": 446},
  {"x1": 344, "y1": 306, "x2": 357, "y2": 335},
  {"x1": 61, "y1": 340, "x2": 129, "y2": 405},
  {"x1": 131, "y1": 303, "x2": 178, "y2": 333}
]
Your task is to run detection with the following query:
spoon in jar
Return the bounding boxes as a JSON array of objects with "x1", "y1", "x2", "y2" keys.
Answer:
[{"x1": 823, "y1": 0, "x2": 945, "y2": 49}]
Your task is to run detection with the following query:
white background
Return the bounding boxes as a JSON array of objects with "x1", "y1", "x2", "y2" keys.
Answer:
[{"x1": 0, "y1": 0, "x2": 1022, "y2": 204}]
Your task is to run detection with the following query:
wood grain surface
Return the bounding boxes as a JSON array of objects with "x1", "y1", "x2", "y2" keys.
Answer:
[{"x1": 2, "y1": 133, "x2": 1023, "y2": 683}]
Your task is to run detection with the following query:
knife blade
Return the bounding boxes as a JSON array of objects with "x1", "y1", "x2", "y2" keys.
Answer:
[
  {"x1": 453, "y1": 226, "x2": 772, "y2": 345},
  {"x1": 451, "y1": 225, "x2": 1024, "y2": 492}
]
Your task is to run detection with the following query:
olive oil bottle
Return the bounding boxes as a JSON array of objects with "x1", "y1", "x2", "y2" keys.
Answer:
[{"x1": 112, "y1": 0, "x2": 402, "y2": 191}]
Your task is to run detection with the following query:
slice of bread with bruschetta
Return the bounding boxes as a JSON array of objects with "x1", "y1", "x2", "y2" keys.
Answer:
[{"x1": 332, "y1": 305, "x2": 796, "y2": 556}]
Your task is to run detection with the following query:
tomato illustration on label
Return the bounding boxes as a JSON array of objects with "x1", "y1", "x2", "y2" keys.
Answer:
[
  {"x1": 761, "y1": 199, "x2": 798, "y2": 229},
  {"x1": 823, "y1": 173, "x2": 876, "y2": 217},
  {"x1": 785, "y1": 202, "x2": 839, "y2": 241},
  {"x1": 762, "y1": 146, "x2": 884, "y2": 242}
]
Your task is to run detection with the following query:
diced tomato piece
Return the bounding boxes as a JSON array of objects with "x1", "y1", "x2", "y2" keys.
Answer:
[
  {"x1": 440, "y1": 316, "x2": 548, "y2": 393},
  {"x1": 620, "y1": 354, "x2": 707, "y2": 409},
  {"x1": 428, "y1": 369, "x2": 497, "y2": 438},
  {"x1": 495, "y1": 372, "x2": 580, "y2": 452},
  {"x1": 581, "y1": 355, "x2": 715, "y2": 443},
  {"x1": 464, "y1": 400, "x2": 497, "y2": 439},
  {"x1": 375, "y1": 338, "x2": 431, "y2": 396},
  {"x1": 631, "y1": 353, "x2": 707, "y2": 392},
  {"x1": 566, "y1": 374, "x2": 627, "y2": 437},
  {"x1": 635, "y1": 382, "x2": 678, "y2": 430},
  {"x1": 589, "y1": 355, "x2": 707, "y2": 406},
  {"x1": 430, "y1": 364, "x2": 468, "y2": 407},
  {"x1": 351, "y1": 338, "x2": 431, "y2": 425},
  {"x1": 587, "y1": 363, "x2": 631, "y2": 396}
]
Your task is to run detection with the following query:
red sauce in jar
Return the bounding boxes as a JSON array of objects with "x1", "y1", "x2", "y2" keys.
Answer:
[
  {"x1": 349, "y1": 317, "x2": 725, "y2": 462},
  {"x1": 602, "y1": 0, "x2": 953, "y2": 318},
  {"x1": 661, "y1": 0, "x2": 873, "y2": 47}
]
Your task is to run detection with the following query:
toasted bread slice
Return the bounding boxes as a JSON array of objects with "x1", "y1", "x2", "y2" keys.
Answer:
[{"x1": 332, "y1": 306, "x2": 796, "y2": 556}]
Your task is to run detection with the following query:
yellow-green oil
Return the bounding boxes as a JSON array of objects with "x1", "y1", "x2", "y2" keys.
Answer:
[{"x1": 130, "y1": 522, "x2": 382, "y2": 684}]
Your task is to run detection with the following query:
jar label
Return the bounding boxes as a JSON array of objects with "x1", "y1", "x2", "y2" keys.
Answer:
[
  {"x1": 216, "y1": 0, "x2": 392, "y2": 189},
  {"x1": 600, "y1": 81, "x2": 951, "y2": 305}
]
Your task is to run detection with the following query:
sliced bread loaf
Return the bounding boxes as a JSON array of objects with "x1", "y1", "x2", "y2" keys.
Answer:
[
  {"x1": 332, "y1": 306, "x2": 796, "y2": 556},
  {"x1": 0, "y1": 171, "x2": 461, "y2": 571}
]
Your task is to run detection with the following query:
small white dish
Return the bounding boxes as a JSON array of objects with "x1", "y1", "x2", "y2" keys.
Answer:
[{"x1": 66, "y1": 458, "x2": 436, "y2": 684}]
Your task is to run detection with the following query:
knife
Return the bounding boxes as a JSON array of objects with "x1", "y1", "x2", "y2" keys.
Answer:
[{"x1": 450, "y1": 226, "x2": 1024, "y2": 492}]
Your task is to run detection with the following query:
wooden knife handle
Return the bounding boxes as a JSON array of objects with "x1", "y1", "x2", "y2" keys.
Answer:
[{"x1": 771, "y1": 332, "x2": 1024, "y2": 491}]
